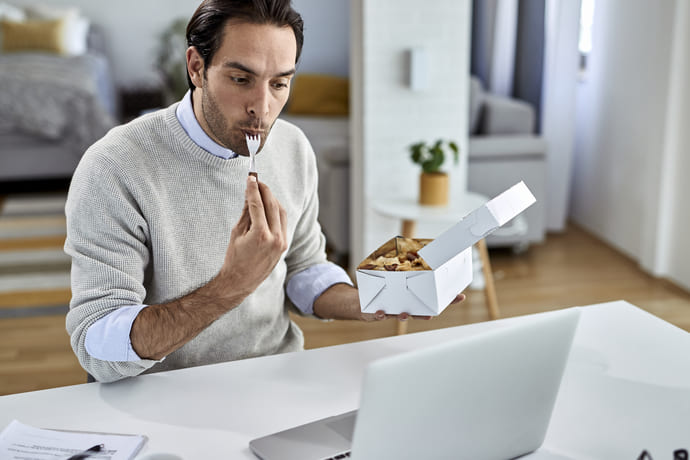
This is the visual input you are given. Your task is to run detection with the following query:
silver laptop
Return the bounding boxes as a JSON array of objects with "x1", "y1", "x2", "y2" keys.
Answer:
[{"x1": 249, "y1": 308, "x2": 581, "y2": 460}]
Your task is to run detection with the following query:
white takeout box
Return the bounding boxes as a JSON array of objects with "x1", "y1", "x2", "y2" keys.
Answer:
[{"x1": 357, "y1": 181, "x2": 536, "y2": 316}]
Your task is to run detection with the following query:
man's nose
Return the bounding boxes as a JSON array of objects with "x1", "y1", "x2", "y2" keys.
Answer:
[{"x1": 247, "y1": 84, "x2": 270, "y2": 120}]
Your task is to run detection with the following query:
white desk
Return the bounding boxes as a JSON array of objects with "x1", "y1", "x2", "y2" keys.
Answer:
[{"x1": 1, "y1": 301, "x2": 689, "y2": 459}]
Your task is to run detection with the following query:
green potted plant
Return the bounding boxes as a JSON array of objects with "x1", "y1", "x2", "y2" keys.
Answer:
[{"x1": 409, "y1": 139, "x2": 459, "y2": 206}]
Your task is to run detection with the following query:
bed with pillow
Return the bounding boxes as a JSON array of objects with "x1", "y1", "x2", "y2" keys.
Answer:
[
  {"x1": 0, "y1": 3, "x2": 117, "y2": 191},
  {"x1": 281, "y1": 73, "x2": 351, "y2": 262}
]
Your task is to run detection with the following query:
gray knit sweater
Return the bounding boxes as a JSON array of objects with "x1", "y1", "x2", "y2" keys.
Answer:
[{"x1": 65, "y1": 104, "x2": 327, "y2": 382}]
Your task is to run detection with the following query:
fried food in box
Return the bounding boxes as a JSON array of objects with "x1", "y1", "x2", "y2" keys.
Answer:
[{"x1": 357, "y1": 237, "x2": 433, "y2": 271}]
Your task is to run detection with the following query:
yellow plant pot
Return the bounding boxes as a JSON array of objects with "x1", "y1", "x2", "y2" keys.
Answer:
[{"x1": 419, "y1": 172, "x2": 449, "y2": 206}]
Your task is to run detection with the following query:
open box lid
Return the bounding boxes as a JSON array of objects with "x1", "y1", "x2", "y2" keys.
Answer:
[{"x1": 418, "y1": 181, "x2": 536, "y2": 269}]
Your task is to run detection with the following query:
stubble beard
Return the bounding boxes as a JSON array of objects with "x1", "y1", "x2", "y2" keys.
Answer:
[
  {"x1": 200, "y1": 79, "x2": 273, "y2": 156},
  {"x1": 201, "y1": 81, "x2": 246, "y2": 155}
]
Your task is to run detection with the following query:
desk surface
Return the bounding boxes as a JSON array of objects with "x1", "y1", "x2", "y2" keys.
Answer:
[{"x1": 1, "y1": 301, "x2": 689, "y2": 459}]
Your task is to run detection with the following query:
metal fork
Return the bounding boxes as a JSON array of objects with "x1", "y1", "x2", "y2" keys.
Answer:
[{"x1": 245, "y1": 133, "x2": 260, "y2": 178}]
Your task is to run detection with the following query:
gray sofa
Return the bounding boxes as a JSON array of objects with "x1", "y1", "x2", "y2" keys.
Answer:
[{"x1": 467, "y1": 76, "x2": 547, "y2": 250}]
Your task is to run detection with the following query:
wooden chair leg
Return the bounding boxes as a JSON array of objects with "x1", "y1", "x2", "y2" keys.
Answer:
[
  {"x1": 401, "y1": 219, "x2": 416, "y2": 239},
  {"x1": 476, "y1": 238, "x2": 500, "y2": 320}
]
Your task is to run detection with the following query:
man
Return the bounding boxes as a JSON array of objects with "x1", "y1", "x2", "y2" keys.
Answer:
[{"x1": 65, "y1": 0, "x2": 462, "y2": 383}]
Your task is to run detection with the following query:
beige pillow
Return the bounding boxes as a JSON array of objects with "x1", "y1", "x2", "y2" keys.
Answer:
[
  {"x1": 1, "y1": 18, "x2": 66, "y2": 54},
  {"x1": 25, "y1": 4, "x2": 89, "y2": 56},
  {"x1": 287, "y1": 74, "x2": 350, "y2": 116}
]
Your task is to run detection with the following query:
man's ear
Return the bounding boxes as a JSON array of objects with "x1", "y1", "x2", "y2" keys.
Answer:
[{"x1": 186, "y1": 46, "x2": 205, "y2": 89}]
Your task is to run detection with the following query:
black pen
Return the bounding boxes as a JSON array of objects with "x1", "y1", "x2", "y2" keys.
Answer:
[{"x1": 67, "y1": 443, "x2": 104, "y2": 460}]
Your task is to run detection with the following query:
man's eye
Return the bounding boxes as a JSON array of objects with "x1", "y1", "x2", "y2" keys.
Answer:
[
  {"x1": 272, "y1": 81, "x2": 289, "y2": 90},
  {"x1": 231, "y1": 76, "x2": 248, "y2": 84}
]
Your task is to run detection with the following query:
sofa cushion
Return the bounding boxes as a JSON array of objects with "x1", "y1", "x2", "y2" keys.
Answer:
[
  {"x1": 469, "y1": 135, "x2": 546, "y2": 160},
  {"x1": 287, "y1": 73, "x2": 349, "y2": 116},
  {"x1": 480, "y1": 94, "x2": 535, "y2": 135}
]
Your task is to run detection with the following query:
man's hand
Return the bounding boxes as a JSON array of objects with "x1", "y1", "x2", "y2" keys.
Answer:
[
  {"x1": 130, "y1": 176, "x2": 288, "y2": 360},
  {"x1": 313, "y1": 284, "x2": 466, "y2": 322},
  {"x1": 359, "y1": 293, "x2": 466, "y2": 322},
  {"x1": 213, "y1": 175, "x2": 288, "y2": 299}
]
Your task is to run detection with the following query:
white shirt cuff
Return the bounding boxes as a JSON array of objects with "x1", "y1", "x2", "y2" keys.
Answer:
[
  {"x1": 85, "y1": 304, "x2": 149, "y2": 362},
  {"x1": 287, "y1": 262, "x2": 354, "y2": 314}
]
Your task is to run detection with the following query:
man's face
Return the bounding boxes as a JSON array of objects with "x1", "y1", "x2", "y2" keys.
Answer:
[{"x1": 188, "y1": 21, "x2": 297, "y2": 155}]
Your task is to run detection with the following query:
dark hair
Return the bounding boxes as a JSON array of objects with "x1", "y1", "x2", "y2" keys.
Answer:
[{"x1": 185, "y1": 0, "x2": 304, "y2": 91}]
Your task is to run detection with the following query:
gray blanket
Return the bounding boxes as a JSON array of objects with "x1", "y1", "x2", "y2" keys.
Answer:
[{"x1": 0, "y1": 52, "x2": 116, "y2": 152}]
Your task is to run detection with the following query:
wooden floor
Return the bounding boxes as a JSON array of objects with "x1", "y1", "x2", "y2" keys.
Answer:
[{"x1": 1, "y1": 223, "x2": 689, "y2": 396}]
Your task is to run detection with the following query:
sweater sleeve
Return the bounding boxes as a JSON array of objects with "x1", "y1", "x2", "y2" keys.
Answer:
[{"x1": 64, "y1": 149, "x2": 161, "y2": 382}]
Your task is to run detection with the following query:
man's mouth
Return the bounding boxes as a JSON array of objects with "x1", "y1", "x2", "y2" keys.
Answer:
[
  {"x1": 241, "y1": 129, "x2": 262, "y2": 136},
  {"x1": 240, "y1": 126, "x2": 266, "y2": 137}
]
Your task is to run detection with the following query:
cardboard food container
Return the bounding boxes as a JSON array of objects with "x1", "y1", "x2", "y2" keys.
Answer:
[{"x1": 356, "y1": 181, "x2": 536, "y2": 316}]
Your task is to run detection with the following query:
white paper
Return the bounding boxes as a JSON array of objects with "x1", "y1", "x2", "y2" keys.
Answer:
[{"x1": 0, "y1": 420, "x2": 146, "y2": 460}]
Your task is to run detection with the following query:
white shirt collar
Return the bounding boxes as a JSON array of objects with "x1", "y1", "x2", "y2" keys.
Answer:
[{"x1": 175, "y1": 90, "x2": 238, "y2": 159}]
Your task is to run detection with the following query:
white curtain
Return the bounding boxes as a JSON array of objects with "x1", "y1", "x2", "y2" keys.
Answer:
[
  {"x1": 489, "y1": 0, "x2": 518, "y2": 97},
  {"x1": 540, "y1": 0, "x2": 581, "y2": 231}
]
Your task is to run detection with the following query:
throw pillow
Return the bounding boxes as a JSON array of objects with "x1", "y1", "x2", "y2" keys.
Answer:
[
  {"x1": 63, "y1": 15, "x2": 89, "y2": 55},
  {"x1": 287, "y1": 74, "x2": 350, "y2": 116},
  {"x1": 0, "y1": 2, "x2": 26, "y2": 50},
  {"x1": 25, "y1": 4, "x2": 89, "y2": 56},
  {"x1": 1, "y1": 18, "x2": 66, "y2": 54}
]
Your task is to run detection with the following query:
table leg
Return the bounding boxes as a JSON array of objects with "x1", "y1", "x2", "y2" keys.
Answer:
[
  {"x1": 395, "y1": 219, "x2": 417, "y2": 335},
  {"x1": 401, "y1": 219, "x2": 416, "y2": 238},
  {"x1": 476, "y1": 238, "x2": 500, "y2": 320}
]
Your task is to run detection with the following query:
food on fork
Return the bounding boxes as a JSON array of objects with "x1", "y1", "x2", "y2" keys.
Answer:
[{"x1": 357, "y1": 237, "x2": 433, "y2": 271}]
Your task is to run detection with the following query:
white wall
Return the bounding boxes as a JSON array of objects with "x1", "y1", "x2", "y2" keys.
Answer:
[
  {"x1": 293, "y1": 0, "x2": 350, "y2": 77},
  {"x1": 654, "y1": 0, "x2": 690, "y2": 289},
  {"x1": 350, "y1": 0, "x2": 471, "y2": 264},
  {"x1": 571, "y1": 0, "x2": 690, "y2": 290},
  {"x1": 9, "y1": 0, "x2": 350, "y2": 87}
]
